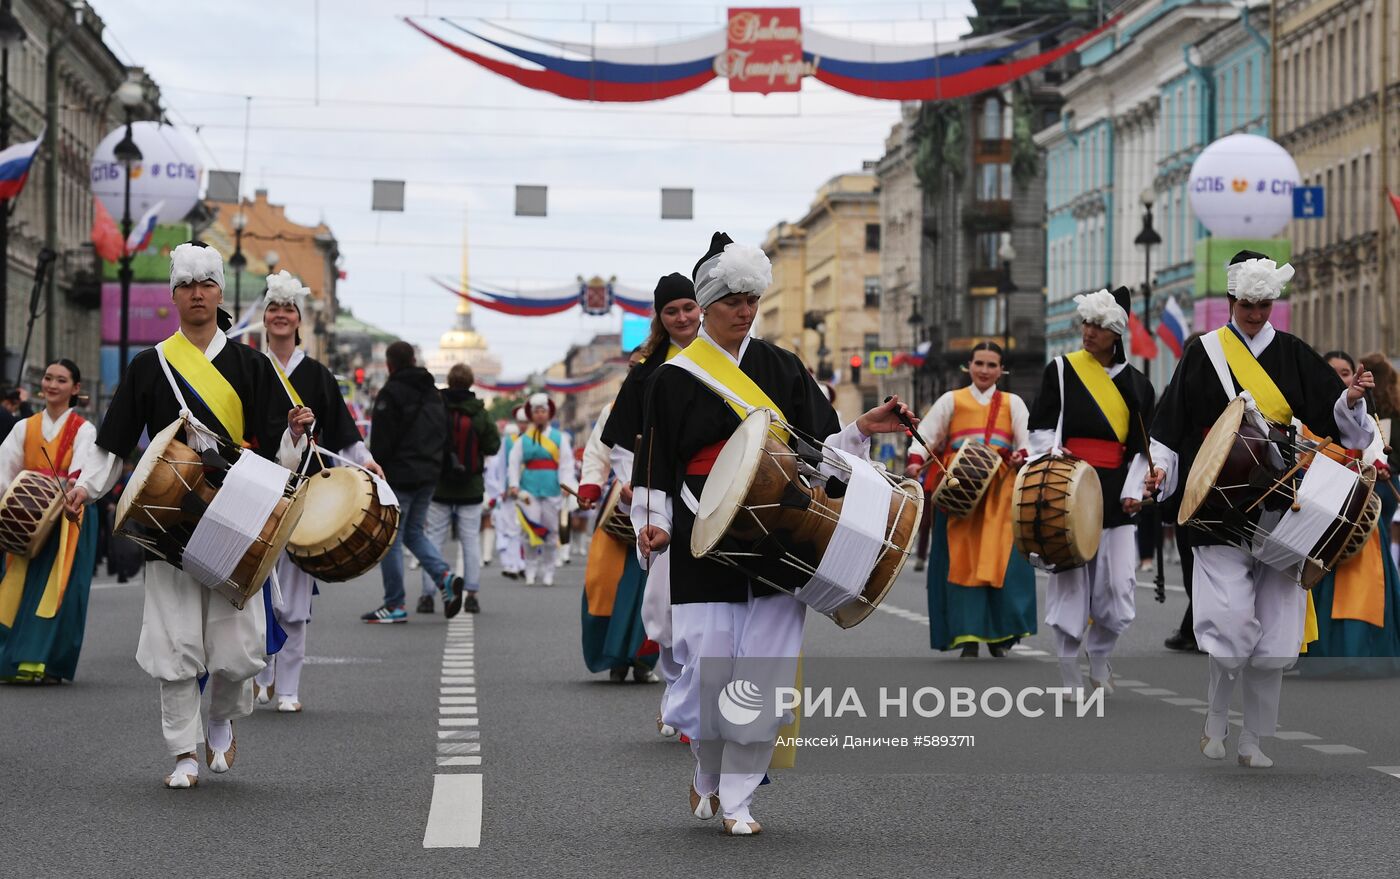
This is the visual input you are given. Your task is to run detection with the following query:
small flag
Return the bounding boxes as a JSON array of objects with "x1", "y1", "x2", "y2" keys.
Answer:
[
  {"x1": 91, "y1": 196, "x2": 124, "y2": 262},
  {"x1": 1128, "y1": 311, "x2": 1158, "y2": 360},
  {"x1": 0, "y1": 130, "x2": 44, "y2": 201},
  {"x1": 1156, "y1": 296, "x2": 1189, "y2": 359},
  {"x1": 124, "y1": 201, "x2": 164, "y2": 256},
  {"x1": 1389, "y1": 189, "x2": 1400, "y2": 226}
]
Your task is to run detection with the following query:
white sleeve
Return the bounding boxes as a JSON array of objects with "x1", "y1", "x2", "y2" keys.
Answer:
[
  {"x1": 819, "y1": 421, "x2": 873, "y2": 480},
  {"x1": 580, "y1": 410, "x2": 614, "y2": 488},
  {"x1": 1149, "y1": 439, "x2": 1180, "y2": 500},
  {"x1": 276, "y1": 428, "x2": 306, "y2": 471},
  {"x1": 508, "y1": 440, "x2": 523, "y2": 490},
  {"x1": 558, "y1": 432, "x2": 577, "y2": 491},
  {"x1": 338, "y1": 440, "x2": 373, "y2": 467},
  {"x1": 610, "y1": 445, "x2": 635, "y2": 485},
  {"x1": 630, "y1": 486, "x2": 673, "y2": 570},
  {"x1": 482, "y1": 454, "x2": 504, "y2": 498},
  {"x1": 0, "y1": 419, "x2": 26, "y2": 490},
  {"x1": 1028, "y1": 429, "x2": 1056, "y2": 459},
  {"x1": 72, "y1": 421, "x2": 121, "y2": 500},
  {"x1": 1334, "y1": 391, "x2": 1378, "y2": 451},
  {"x1": 910, "y1": 394, "x2": 953, "y2": 461},
  {"x1": 1010, "y1": 394, "x2": 1031, "y2": 452},
  {"x1": 1121, "y1": 453, "x2": 1150, "y2": 502}
]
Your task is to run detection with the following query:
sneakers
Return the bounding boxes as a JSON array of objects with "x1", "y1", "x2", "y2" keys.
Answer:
[
  {"x1": 362, "y1": 605, "x2": 408, "y2": 624},
  {"x1": 441, "y1": 574, "x2": 465, "y2": 619},
  {"x1": 416, "y1": 595, "x2": 435, "y2": 614},
  {"x1": 542, "y1": 569, "x2": 554, "y2": 586},
  {"x1": 463, "y1": 593, "x2": 481, "y2": 614},
  {"x1": 524, "y1": 569, "x2": 537, "y2": 585}
]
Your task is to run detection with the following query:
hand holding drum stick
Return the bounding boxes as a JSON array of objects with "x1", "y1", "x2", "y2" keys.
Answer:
[
  {"x1": 41, "y1": 447, "x2": 79, "y2": 523},
  {"x1": 884, "y1": 395, "x2": 954, "y2": 486}
]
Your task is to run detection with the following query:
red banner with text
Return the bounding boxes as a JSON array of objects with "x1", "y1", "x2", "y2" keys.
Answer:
[{"x1": 722, "y1": 8, "x2": 808, "y2": 93}]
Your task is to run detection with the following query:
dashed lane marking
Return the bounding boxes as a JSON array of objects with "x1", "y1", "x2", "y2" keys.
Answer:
[{"x1": 425, "y1": 614, "x2": 482, "y2": 848}]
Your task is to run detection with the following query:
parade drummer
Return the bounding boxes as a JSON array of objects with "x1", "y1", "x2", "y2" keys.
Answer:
[
  {"x1": 631, "y1": 232, "x2": 914, "y2": 836},
  {"x1": 507, "y1": 393, "x2": 575, "y2": 586},
  {"x1": 1028, "y1": 287, "x2": 1155, "y2": 694},
  {"x1": 253, "y1": 271, "x2": 385, "y2": 715},
  {"x1": 0, "y1": 359, "x2": 119, "y2": 684},
  {"x1": 905, "y1": 341, "x2": 1036, "y2": 658},
  {"x1": 1146, "y1": 251, "x2": 1375, "y2": 768},
  {"x1": 89, "y1": 242, "x2": 308, "y2": 789}
]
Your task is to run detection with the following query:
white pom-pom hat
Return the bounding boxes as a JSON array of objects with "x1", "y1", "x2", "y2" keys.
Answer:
[
  {"x1": 1226, "y1": 255, "x2": 1293, "y2": 303},
  {"x1": 262, "y1": 270, "x2": 310, "y2": 312},
  {"x1": 692, "y1": 231, "x2": 772, "y2": 308},
  {"x1": 525, "y1": 392, "x2": 556, "y2": 420},
  {"x1": 169, "y1": 242, "x2": 225, "y2": 292},
  {"x1": 1074, "y1": 288, "x2": 1129, "y2": 337}
]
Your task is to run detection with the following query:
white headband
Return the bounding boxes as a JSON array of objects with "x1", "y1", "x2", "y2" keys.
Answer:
[
  {"x1": 696, "y1": 243, "x2": 772, "y2": 308},
  {"x1": 1074, "y1": 289, "x2": 1128, "y2": 337},
  {"x1": 263, "y1": 270, "x2": 309, "y2": 311},
  {"x1": 169, "y1": 243, "x2": 225, "y2": 292},
  {"x1": 1227, "y1": 258, "x2": 1293, "y2": 302}
]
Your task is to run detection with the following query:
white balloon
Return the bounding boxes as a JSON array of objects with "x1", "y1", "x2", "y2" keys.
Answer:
[
  {"x1": 89, "y1": 121, "x2": 203, "y2": 225},
  {"x1": 1187, "y1": 134, "x2": 1300, "y2": 239}
]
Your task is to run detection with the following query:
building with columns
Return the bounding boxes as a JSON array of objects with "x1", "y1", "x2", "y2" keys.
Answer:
[
  {"x1": 1037, "y1": 0, "x2": 1273, "y2": 388},
  {"x1": 1275, "y1": 0, "x2": 1393, "y2": 355}
]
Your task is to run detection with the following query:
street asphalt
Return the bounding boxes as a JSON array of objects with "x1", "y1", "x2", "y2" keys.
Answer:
[{"x1": 4, "y1": 541, "x2": 1400, "y2": 877}]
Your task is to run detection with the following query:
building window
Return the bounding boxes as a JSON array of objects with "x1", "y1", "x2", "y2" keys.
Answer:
[
  {"x1": 973, "y1": 232, "x2": 1010, "y2": 272},
  {"x1": 980, "y1": 97, "x2": 1004, "y2": 141},
  {"x1": 863, "y1": 276, "x2": 881, "y2": 308},
  {"x1": 978, "y1": 163, "x2": 1013, "y2": 200},
  {"x1": 863, "y1": 332, "x2": 881, "y2": 351},
  {"x1": 971, "y1": 296, "x2": 1003, "y2": 337},
  {"x1": 865, "y1": 223, "x2": 880, "y2": 253}
]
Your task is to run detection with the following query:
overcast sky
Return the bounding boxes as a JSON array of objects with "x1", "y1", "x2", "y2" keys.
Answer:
[{"x1": 96, "y1": 1, "x2": 976, "y2": 378}]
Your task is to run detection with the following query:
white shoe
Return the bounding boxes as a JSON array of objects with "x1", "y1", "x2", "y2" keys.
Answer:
[
  {"x1": 542, "y1": 571, "x2": 554, "y2": 586},
  {"x1": 1237, "y1": 746, "x2": 1274, "y2": 768},
  {"x1": 277, "y1": 698, "x2": 303, "y2": 713},
  {"x1": 524, "y1": 570, "x2": 537, "y2": 585},
  {"x1": 205, "y1": 724, "x2": 236, "y2": 774},
  {"x1": 1200, "y1": 734, "x2": 1226, "y2": 760},
  {"x1": 164, "y1": 753, "x2": 199, "y2": 789},
  {"x1": 253, "y1": 682, "x2": 273, "y2": 705}
]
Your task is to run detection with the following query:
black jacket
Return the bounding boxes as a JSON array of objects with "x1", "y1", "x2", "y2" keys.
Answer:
[
  {"x1": 370, "y1": 366, "x2": 447, "y2": 490},
  {"x1": 434, "y1": 388, "x2": 501, "y2": 504}
]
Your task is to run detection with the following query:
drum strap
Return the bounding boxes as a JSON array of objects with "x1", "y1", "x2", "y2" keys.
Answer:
[
  {"x1": 159, "y1": 332, "x2": 245, "y2": 446},
  {"x1": 267, "y1": 350, "x2": 305, "y2": 408},
  {"x1": 1207, "y1": 327, "x2": 1294, "y2": 424},
  {"x1": 984, "y1": 391, "x2": 1003, "y2": 445}
]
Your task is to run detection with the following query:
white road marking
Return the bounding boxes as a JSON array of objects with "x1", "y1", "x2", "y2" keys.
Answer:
[
  {"x1": 1306, "y1": 744, "x2": 1367, "y2": 755},
  {"x1": 1274, "y1": 730, "x2": 1321, "y2": 741},
  {"x1": 1370, "y1": 766, "x2": 1400, "y2": 779},
  {"x1": 423, "y1": 774, "x2": 482, "y2": 848}
]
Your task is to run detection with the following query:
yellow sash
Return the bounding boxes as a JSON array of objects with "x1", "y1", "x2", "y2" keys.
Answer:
[
  {"x1": 528, "y1": 429, "x2": 560, "y2": 462},
  {"x1": 1066, "y1": 350, "x2": 1129, "y2": 444},
  {"x1": 270, "y1": 353, "x2": 305, "y2": 407},
  {"x1": 162, "y1": 332, "x2": 245, "y2": 443},
  {"x1": 516, "y1": 506, "x2": 545, "y2": 547},
  {"x1": 680, "y1": 337, "x2": 791, "y2": 443},
  {"x1": 665, "y1": 342, "x2": 681, "y2": 362},
  {"x1": 1218, "y1": 328, "x2": 1293, "y2": 424}
]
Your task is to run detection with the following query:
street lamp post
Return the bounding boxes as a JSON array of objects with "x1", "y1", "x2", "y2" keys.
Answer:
[
  {"x1": 114, "y1": 76, "x2": 144, "y2": 381},
  {"x1": 906, "y1": 306, "x2": 924, "y2": 409},
  {"x1": 229, "y1": 211, "x2": 247, "y2": 317},
  {"x1": 997, "y1": 239, "x2": 1016, "y2": 362},
  {"x1": 1134, "y1": 187, "x2": 1163, "y2": 373},
  {"x1": 0, "y1": 0, "x2": 26, "y2": 379}
]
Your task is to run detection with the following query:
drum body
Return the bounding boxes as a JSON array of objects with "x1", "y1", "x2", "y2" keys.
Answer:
[
  {"x1": 1179, "y1": 397, "x2": 1377, "y2": 588},
  {"x1": 930, "y1": 442, "x2": 1001, "y2": 518},
  {"x1": 115, "y1": 418, "x2": 307, "y2": 608},
  {"x1": 1011, "y1": 454, "x2": 1103, "y2": 572},
  {"x1": 287, "y1": 467, "x2": 400, "y2": 582},
  {"x1": 690, "y1": 410, "x2": 923, "y2": 629},
  {"x1": 596, "y1": 480, "x2": 634, "y2": 545},
  {"x1": 0, "y1": 471, "x2": 65, "y2": 558}
]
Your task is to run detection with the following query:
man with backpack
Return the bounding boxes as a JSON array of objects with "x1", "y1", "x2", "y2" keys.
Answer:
[
  {"x1": 364, "y1": 341, "x2": 465, "y2": 623},
  {"x1": 420, "y1": 363, "x2": 501, "y2": 614}
]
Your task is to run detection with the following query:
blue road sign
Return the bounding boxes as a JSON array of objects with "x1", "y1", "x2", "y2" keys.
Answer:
[{"x1": 1293, "y1": 186, "x2": 1325, "y2": 219}]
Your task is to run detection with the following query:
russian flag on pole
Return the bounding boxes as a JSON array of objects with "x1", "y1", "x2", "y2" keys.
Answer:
[
  {"x1": 1156, "y1": 296, "x2": 1189, "y2": 359},
  {"x1": 0, "y1": 130, "x2": 45, "y2": 201},
  {"x1": 124, "y1": 201, "x2": 164, "y2": 256}
]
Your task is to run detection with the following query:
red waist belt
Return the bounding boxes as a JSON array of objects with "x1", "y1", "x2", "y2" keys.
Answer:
[
  {"x1": 686, "y1": 441, "x2": 727, "y2": 476},
  {"x1": 1064, "y1": 437, "x2": 1125, "y2": 469},
  {"x1": 525, "y1": 460, "x2": 558, "y2": 471}
]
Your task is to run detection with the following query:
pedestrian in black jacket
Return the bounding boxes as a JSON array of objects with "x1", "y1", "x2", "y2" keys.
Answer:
[
  {"x1": 418, "y1": 363, "x2": 500, "y2": 614},
  {"x1": 362, "y1": 341, "x2": 465, "y2": 624}
]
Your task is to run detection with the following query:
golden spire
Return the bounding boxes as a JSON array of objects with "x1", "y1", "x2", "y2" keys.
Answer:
[{"x1": 458, "y1": 207, "x2": 471, "y2": 316}]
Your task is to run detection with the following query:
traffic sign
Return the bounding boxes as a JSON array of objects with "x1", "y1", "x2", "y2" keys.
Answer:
[{"x1": 1293, "y1": 186, "x2": 1324, "y2": 219}]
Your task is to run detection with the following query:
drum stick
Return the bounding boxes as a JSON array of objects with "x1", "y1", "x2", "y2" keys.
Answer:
[
  {"x1": 40, "y1": 447, "x2": 78, "y2": 523},
  {"x1": 883, "y1": 395, "x2": 947, "y2": 476}
]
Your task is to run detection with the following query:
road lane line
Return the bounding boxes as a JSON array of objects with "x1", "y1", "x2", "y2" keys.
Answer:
[{"x1": 423, "y1": 774, "x2": 482, "y2": 848}]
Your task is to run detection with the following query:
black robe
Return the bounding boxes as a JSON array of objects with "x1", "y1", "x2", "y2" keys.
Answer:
[
  {"x1": 96, "y1": 335, "x2": 294, "y2": 564},
  {"x1": 633, "y1": 337, "x2": 840, "y2": 605},
  {"x1": 1029, "y1": 356, "x2": 1156, "y2": 530},
  {"x1": 600, "y1": 349, "x2": 667, "y2": 454},
  {"x1": 1150, "y1": 326, "x2": 1348, "y2": 548},
  {"x1": 285, "y1": 353, "x2": 364, "y2": 473}
]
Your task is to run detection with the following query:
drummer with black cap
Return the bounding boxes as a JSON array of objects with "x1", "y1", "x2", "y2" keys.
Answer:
[
  {"x1": 1146, "y1": 250, "x2": 1375, "y2": 768},
  {"x1": 1028, "y1": 286, "x2": 1156, "y2": 695},
  {"x1": 631, "y1": 232, "x2": 914, "y2": 836}
]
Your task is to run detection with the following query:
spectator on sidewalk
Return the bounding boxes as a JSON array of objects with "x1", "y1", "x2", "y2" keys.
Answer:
[
  {"x1": 362, "y1": 341, "x2": 464, "y2": 624},
  {"x1": 418, "y1": 363, "x2": 500, "y2": 614}
]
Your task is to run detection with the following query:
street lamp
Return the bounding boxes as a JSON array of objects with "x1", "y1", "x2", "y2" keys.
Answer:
[
  {"x1": 906, "y1": 307, "x2": 924, "y2": 408},
  {"x1": 1134, "y1": 187, "x2": 1162, "y2": 371},
  {"x1": 229, "y1": 211, "x2": 248, "y2": 317},
  {"x1": 0, "y1": 0, "x2": 25, "y2": 378},
  {"x1": 997, "y1": 238, "x2": 1016, "y2": 359},
  {"x1": 114, "y1": 75, "x2": 144, "y2": 381}
]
